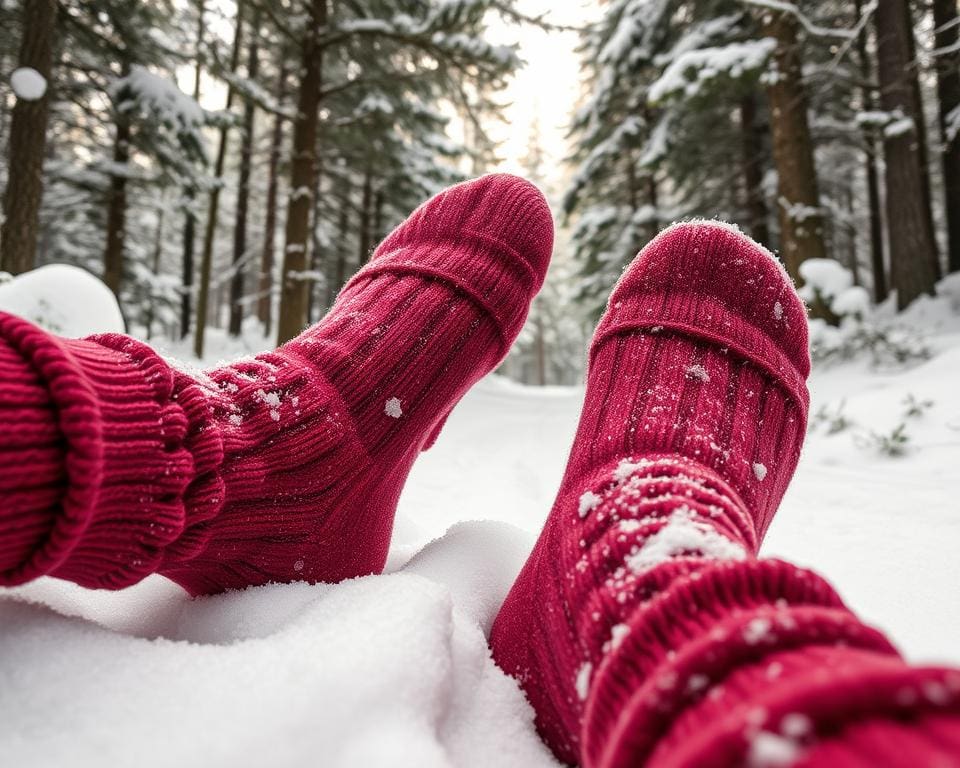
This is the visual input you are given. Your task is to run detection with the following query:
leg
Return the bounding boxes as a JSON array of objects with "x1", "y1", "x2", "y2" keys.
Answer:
[
  {"x1": 491, "y1": 222, "x2": 960, "y2": 766},
  {"x1": 0, "y1": 174, "x2": 552, "y2": 594}
]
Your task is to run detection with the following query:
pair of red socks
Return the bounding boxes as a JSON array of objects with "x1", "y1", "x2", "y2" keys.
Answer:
[{"x1": 2, "y1": 175, "x2": 959, "y2": 765}]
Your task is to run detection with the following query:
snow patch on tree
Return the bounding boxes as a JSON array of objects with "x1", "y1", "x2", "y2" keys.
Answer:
[{"x1": 10, "y1": 67, "x2": 47, "y2": 101}]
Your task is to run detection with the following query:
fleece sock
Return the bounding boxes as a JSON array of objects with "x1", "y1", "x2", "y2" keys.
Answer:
[
  {"x1": 490, "y1": 222, "x2": 960, "y2": 767},
  {"x1": 0, "y1": 173, "x2": 553, "y2": 594}
]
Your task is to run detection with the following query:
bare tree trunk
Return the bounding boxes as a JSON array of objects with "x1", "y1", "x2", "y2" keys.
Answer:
[
  {"x1": 875, "y1": 0, "x2": 939, "y2": 309},
  {"x1": 0, "y1": 0, "x2": 56, "y2": 275},
  {"x1": 276, "y1": 0, "x2": 327, "y2": 345},
  {"x1": 257, "y1": 58, "x2": 288, "y2": 337},
  {"x1": 194, "y1": 0, "x2": 244, "y2": 358},
  {"x1": 181, "y1": 0, "x2": 204, "y2": 339},
  {"x1": 534, "y1": 309, "x2": 547, "y2": 387},
  {"x1": 103, "y1": 59, "x2": 132, "y2": 297},
  {"x1": 855, "y1": 0, "x2": 888, "y2": 303},
  {"x1": 146, "y1": 199, "x2": 166, "y2": 340},
  {"x1": 904, "y1": 0, "x2": 941, "y2": 281},
  {"x1": 933, "y1": 0, "x2": 960, "y2": 274},
  {"x1": 358, "y1": 167, "x2": 373, "y2": 266},
  {"x1": 330, "y1": 178, "x2": 351, "y2": 307},
  {"x1": 761, "y1": 10, "x2": 828, "y2": 282},
  {"x1": 739, "y1": 93, "x2": 771, "y2": 247},
  {"x1": 229, "y1": 7, "x2": 260, "y2": 337},
  {"x1": 372, "y1": 187, "x2": 385, "y2": 245},
  {"x1": 307, "y1": 160, "x2": 324, "y2": 322}
]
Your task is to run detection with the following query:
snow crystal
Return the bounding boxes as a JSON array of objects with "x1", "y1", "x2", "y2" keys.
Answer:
[
  {"x1": 624, "y1": 507, "x2": 747, "y2": 574},
  {"x1": 578, "y1": 490, "x2": 602, "y2": 518},
  {"x1": 228, "y1": 414, "x2": 243, "y2": 427},
  {"x1": 686, "y1": 364, "x2": 710, "y2": 382},
  {"x1": 773, "y1": 301, "x2": 784, "y2": 321},
  {"x1": 781, "y1": 714, "x2": 811, "y2": 738},
  {"x1": 748, "y1": 731, "x2": 802, "y2": 768},
  {"x1": 575, "y1": 662, "x2": 593, "y2": 701},
  {"x1": 385, "y1": 397, "x2": 403, "y2": 419},
  {"x1": 743, "y1": 617, "x2": 773, "y2": 645},
  {"x1": 686, "y1": 674, "x2": 710, "y2": 694},
  {"x1": 753, "y1": 462, "x2": 768, "y2": 481},
  {"x1": 256, "y1": 389, "x2": 281, "y2": 421},
  {"x1": 613, "y1": 457, "x2": 651, "y2": 483},
  {"x1": 10, "y1": 67, "x2": 47, "y2": 101},
  {"x1": 609, "y1": 623, "x2": 630, "y2": 651}
]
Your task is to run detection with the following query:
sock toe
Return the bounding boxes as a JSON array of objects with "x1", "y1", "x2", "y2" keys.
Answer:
[
  {"x1": 360, "y1": 173, "x2": 554, "y2": 349},
  {"x1": 594, "y1": 220, "x2": 810, "y2": 409}
]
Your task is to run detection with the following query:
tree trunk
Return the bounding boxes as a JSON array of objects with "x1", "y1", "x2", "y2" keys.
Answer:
[
  {"x1": 257, "y1": 58, "x2": 288, "y2": 337},
  {"x1": 855, "y1": 0, "x2": 888, "y2": 303},
  {"x1": 330, "y1": 178, "x2": 351, "y2": 307},
  {"x1": 103, "y1": 59, "x2": 132, "y2": 298},
  {"x1": 903, "y1": 0, "x2": 941, "y2": 282},
  {"x1": 181, "y1": 0, "x2": 205, "y2": 339},
  {"x1": 0, "y1": 0, "x2": 57, "y2": 275},
  {"x1": 307, "y1": 161, "x2": 324, "y2": 322},
  {"x1": 276, "y1": 0, "x2": 327, "y2": 345},
  {"x1": 875, "y1": 0, "x2": 939, "y2": 309},
  {"x1": 146, "y1": 199, "x2": 165, "y2": 340},
  {"x1": 372, "y1": 187, "x2": 385, "y2": 245},
  {"x1": 194, "y1": 0, "x2": 244, "y2": 358},
  {"x1": 934, "y1": 0, "x2": 960, "y2": 274},
  {"x1": 534, "y1": 309, "x2": 547, "y2": 386},
  {"x1": 761, "y1": 10, "x2": 828, "y2": 281},
  {"x1": 739, "y1": 93, "x2": 771, "y2": 247},
  {"x1": 229, "y1": 8, "x2": 260, "y2": 337},
  {"x1": 358, "y1": 167, "x2": 373, "y2": 266}
]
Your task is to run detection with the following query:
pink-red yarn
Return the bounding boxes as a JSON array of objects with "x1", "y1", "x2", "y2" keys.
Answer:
[
  {"x1": 490, "y1": 222, "x2": 960, "y2": 767},
  {"x1": 0, "y1": 173, "x2": 553, "y2": 595},
  {"x1": 2, "y1": 175, "x2": 960, "y2": 767}
]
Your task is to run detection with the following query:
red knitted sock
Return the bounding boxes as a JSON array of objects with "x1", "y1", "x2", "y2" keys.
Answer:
[
  {"x1": 0, "y1": 173, "x2": 552, "y2": 594},
  {"x1": 490, "y1": 222, "x2": 960, "y2": 767}
]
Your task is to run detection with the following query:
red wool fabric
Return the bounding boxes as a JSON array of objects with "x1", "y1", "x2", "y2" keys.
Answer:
[
  {"x1": 490, "y1": 222, "x2": 960, "y2": 767},
  {"x1": 0, "y1": 173, "x2": 553, "y2": 595}
]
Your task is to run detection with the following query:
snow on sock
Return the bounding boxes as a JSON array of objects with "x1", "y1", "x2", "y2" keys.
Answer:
[
  {"x1": 0, "y1": 173, "x2": 553, "y2": 594},
  {"x1": 490, "y1": 222, "x2": 960, "y2": 768}
]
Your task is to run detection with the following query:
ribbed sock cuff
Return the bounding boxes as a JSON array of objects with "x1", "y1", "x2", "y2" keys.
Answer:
[
  {"x1": 0, "y1": 313, "x2": 207, "y2": 588},
  {"x1": 581, "y1": 556, "x2": 955, "y2": 768}
]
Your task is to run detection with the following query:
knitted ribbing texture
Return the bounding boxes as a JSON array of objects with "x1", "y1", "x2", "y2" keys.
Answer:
[
  {"x1": 490, "y1": 221, "x2": 960, "y2": 767},
  {"x1": 0, "y1": 173, "x2": 553, "y2": 594}
]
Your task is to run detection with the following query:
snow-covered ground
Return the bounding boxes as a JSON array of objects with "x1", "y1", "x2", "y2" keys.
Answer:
[{"x1": 2, "y1": 266, "x2": 960, "y2": 767}]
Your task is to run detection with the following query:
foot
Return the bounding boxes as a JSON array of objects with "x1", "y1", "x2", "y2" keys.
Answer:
[
  {"x1": 0, "y1": 174, "x2": 553, "y2": 594},
  {"x1": 490, "y1": 221, "x2": 813, "y2": 765}
]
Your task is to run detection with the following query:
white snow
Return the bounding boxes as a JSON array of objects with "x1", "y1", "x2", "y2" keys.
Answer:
[
  {"x1": 578, "y1": 490, "x2": 602, "y2": 518},
  {"x1": 575, "y1": 661, "x2": 593, "y2": 701},
  {"x1": 624, "y1": 507, "x2": 748, "y2": 573},
  {"x1": 3, "y1": 268, "x2": 960, "y2": 765},
  {"x1": 10, "y1": 66, "x2": 47, "y2": 101},
  {"x1": 686, "y1": 363, "x2": 710, "y2": 382},
  {"x1": 0, "y1": 264, "x2": 124, "y2": 335},
  {"x1": 649, "y1": 39, "x2": 776, "y2": 103},
  {"x1": 753, "y1": 462, "x2": 768, "y2": 481},
  {"x1": 748, "y1": 730, "x2": 801, "y2": 767},
  {"x1": 385, "y1": 397, "x2": 403, "y2": 418}
]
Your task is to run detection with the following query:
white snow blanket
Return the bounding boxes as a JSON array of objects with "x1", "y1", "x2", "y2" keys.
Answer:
[{"x1": 2, "y1": 268, "x2": 960, "y2": 767}]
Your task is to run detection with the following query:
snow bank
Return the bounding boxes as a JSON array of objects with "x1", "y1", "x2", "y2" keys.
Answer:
[
  {"x1": 3, "y1": 524, "x2": 557, "y2": 768},
  {"x1": 0, "y1": 263, "x2": 125, "y2": 336}
]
